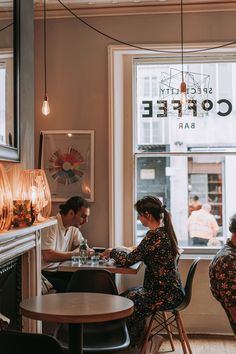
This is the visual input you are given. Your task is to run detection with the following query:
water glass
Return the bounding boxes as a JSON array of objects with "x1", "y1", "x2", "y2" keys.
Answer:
[
  {"x1": 91, "y1": 253, "x2": 100, "y2": 263},
  {"x1": 72, "y1": 255, "x2": 80, "y2": 265}
]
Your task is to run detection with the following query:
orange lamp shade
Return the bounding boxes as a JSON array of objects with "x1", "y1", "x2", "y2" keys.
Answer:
[
  {"x1": 0, "y1": 163, "x2": 13, "y2": 232},
  {"x1": 17, "y1": 169, "x2": 51, "y2": 223}
]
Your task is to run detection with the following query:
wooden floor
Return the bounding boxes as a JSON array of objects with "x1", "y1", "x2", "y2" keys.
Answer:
[
  {"x1": 42, "y1": 322, "x2": 236, "y2": 354},
  {"x1": 158, "y1": 335, "x2": 236, "y2": 354}
]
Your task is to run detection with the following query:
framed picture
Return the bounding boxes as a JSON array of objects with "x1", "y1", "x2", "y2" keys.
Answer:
[{"x1": 39, "y1": 130, "x2": 94, "y2": 202}]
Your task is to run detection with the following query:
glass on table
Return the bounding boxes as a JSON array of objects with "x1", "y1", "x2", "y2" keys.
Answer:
[
  {"x1": 91, "y1": 253, "x2": 100, "y2": 263},
  {"x1": 72, "y1": 255, "x2": 88, "y2": 265},
  {"x1": 72, "y1": 255, "x2": 80, "y2": 265}
]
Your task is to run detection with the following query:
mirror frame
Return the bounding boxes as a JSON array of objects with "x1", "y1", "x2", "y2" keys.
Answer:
[{"x1": 0, "y1": 0, "x2": 20, "y2": 162}]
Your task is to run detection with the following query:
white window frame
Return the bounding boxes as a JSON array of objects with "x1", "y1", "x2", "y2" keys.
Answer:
[{"x1": 108, "y1": 43, "x2": 236, "y2": 257}]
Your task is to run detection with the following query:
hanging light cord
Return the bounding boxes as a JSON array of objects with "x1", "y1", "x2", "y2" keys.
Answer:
[
  {"x1": 181, "y1": 0, "x2": 184, "y2": 82},
  {"x1": 0, "y1": 23, "x2": 13, "y2": 32},
  {"x1": 57, "y1": 0, "x2": 236, "y2": 54},
  {"x1": 43, "y1": 0, "x2": 47, "y2": 99}
]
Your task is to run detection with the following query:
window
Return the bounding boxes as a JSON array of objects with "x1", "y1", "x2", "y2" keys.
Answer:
[
  {"x1": 134, "y1": 54, "x2": 236, "y2": 248},
  {"x1": 108, "y1": 44, "x2": 236, "y2": 251}
]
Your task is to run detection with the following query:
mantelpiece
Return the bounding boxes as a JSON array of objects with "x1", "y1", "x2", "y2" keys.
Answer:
[{"x1": 0, "y1": 218, "x2": 56, "y2": 332}]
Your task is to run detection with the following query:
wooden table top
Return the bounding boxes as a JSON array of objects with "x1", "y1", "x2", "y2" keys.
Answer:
[
  {"x1": 58, "y1": 259, "x2": 143, "y2": 275},
  {"x1": 20, "y1": 293, "x2": 134, "y2": 323}
]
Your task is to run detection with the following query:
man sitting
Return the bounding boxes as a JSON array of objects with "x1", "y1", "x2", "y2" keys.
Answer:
[
  {"x1": 41, "y1": 196, "x2": 92, "y2": 292},
  {"x1": 209, "y1": 214, "x2": 236, "y2": 335}
]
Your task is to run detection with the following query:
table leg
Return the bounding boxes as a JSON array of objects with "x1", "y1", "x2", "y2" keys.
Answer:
[{"x1": 69, "y1": 323, "x2": 83, "y2": 354}]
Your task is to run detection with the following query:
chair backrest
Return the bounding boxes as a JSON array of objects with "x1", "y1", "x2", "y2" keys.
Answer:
[
  {"x1": 0, "y1": 330, "x2": 65, "y2": 354},
  {"x1": 176, "y1": 257, "x2": 200, "y2": 311},
  {"x1": 66, "y1": 269, "x2": 118, "y2": 295}
]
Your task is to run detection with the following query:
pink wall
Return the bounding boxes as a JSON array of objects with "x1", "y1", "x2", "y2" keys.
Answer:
[{"x1": 34, "y1": 11, "x2": 236, "y2": 247}]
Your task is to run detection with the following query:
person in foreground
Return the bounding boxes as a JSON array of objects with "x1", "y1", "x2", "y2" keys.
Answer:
[
  {"x1": 101, "y1": 196, "x2": 185, "y2": 352},
  {"x1": 209, "y1": 214, "x2": 236, "y2": 335},
  {"x1": 41, "y1": 196, "x2": 93, "y2": 292}
]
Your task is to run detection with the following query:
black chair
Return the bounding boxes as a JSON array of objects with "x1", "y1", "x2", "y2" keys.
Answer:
[
  {"x1": 66, "y1": 268, "x2": 118, "y2": 294},
  {"x1": 54, "y1": 269, "x2": 130, "y2": 353},
  {"x1": 141, "y1": 257, "x2": 200, "y2": 354},
  {"x1": 0, "y1": 330, "x2": 65, "y2": 354}
]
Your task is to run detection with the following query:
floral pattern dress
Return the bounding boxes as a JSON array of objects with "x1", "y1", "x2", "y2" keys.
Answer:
[
  {"x1": 110, "y1": 227, "x2": 185, "y2": 345},
  {"x1": 209, "y1": 239, "x2": 236, "y2": 323}
]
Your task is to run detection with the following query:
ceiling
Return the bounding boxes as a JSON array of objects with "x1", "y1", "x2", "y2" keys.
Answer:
[{"x1": 33, "y1": 0, "x2": 236, "y2": 18}]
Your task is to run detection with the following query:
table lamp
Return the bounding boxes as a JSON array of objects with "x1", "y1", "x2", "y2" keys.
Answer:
[{"x1": 0, "y1": 163, "x2": 13, "y2": 231}]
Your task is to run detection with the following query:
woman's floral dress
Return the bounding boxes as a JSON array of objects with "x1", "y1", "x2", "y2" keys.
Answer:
[{"x1": 110, "y1": 227, "x2": 185, "y2": 345}]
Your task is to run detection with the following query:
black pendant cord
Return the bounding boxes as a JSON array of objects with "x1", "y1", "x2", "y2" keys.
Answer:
[
  {"x1": 43, "y1": 0, "x2": 47, "y2": 100},
  {"x1": 57, "y1": 0, "x2": 236, "y2": 54},
  {"x1": 0, "y1": 23, "x2": 13, "y2": 32},
  {"x1": 181, "y1": 0, "x2": 184, "y2": 82}
]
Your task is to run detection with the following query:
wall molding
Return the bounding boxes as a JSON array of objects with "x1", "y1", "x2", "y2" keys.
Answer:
[{"x1": 34, "y1": 1, "x2": 236, "y2": 19}]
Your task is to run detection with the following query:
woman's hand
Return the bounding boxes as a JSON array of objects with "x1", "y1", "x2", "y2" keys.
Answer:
[{"x1": 100, "y1": 248, "x2": 113, "y2": 259}]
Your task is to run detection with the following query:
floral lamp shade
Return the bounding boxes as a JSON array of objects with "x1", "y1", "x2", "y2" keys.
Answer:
[
  {"x1": 0, "y1": 163, "x2": 13, "y2": 232},
  {"x1": 18, "y1": 169, "x2": 52, "y2": 222}
]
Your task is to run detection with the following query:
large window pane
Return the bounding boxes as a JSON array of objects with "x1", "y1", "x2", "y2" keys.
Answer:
[{"x1": 135, "y1": 155, "x2": 236, "y2": 247}]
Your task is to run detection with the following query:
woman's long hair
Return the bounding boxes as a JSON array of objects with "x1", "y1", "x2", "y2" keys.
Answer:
[{"x1": 135, "y1": 196, "x2": 179, "y2": 257}]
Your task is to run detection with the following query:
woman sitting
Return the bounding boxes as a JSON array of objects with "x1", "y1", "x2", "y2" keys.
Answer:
[{"x1": 101, "y1": 196, "x2": 185, "y2": 351}]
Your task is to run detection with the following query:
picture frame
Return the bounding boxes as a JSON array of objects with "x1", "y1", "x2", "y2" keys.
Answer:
[{"x1": 39, "y1": 130, "x2": 94, "y2": 202}]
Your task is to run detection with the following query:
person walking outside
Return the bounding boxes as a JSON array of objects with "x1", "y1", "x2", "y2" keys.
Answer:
[{"x1": 188, "y1": 203, "x2": 219, "y2": 246}]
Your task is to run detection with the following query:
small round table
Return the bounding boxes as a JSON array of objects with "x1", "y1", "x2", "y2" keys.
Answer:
[{"x1": 20, "y1": 292, "x2": 134, "y2": 354}]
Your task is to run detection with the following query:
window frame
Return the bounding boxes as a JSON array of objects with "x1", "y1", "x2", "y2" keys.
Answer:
[{"x1": 108, "y1": 43, "x2": 236, "y2": 257}]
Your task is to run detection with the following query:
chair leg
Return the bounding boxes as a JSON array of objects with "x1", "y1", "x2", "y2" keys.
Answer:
[
  {"x1": 140, "y1": 315, "x2": 156, "y2": 354},
  {"x1": 176, "y1": 312, "x2": 192, "y2": 354},
  {"x1": 162, "y1": 312, "x2": 175, "y2": 351},
  {"x1": 175, "y1": 312, "x2": 188, "y2": 354}
]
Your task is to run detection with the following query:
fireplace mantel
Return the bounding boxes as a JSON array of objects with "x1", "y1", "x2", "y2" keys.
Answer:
[
  {"x1": 0, "y1": 219, "x2": 56, "y2": 266},
  {"x1": 0, "y1": 218, "x2": 57, "y2": 332}
]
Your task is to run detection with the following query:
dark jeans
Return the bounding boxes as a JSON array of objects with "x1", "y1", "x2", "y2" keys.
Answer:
[
  {"x1": 191, "y1": 237, "x2": 208, "y2": 246},
  {"x1": 42, "y1": 270, "x2": 73, "y2": 293}
]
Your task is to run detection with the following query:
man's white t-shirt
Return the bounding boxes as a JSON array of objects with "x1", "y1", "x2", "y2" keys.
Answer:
[{"x1": 41, "y1": 213, "x2": 84, "y2": 271}]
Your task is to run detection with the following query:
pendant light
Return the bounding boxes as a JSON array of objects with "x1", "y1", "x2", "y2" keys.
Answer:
[
  {"x1": 180, "y1": 0, "x2": 187, "y2": 106},
  {"x1": 42, "y1": 0, "x2": 50, "y2": 116}
]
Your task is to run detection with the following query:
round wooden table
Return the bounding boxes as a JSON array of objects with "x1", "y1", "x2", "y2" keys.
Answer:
[{"x1": 20, "y1": 292, "x2": 134, "y2": 354}]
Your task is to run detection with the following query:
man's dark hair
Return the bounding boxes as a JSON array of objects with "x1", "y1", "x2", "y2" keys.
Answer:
[
  {"x1": 229, "y1": 214, "x2": 236, "y2": 233},
  {"x1": 59, "y1": 196, "x2": 89, "y2": 215},
  {"x1": 193, "y1": 195, "x2": 199, "y2": 201}
]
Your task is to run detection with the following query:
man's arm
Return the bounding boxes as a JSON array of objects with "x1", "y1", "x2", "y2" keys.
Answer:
[{"x1": 42, "y1": 247, "x2": 80, "y2": 263}]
